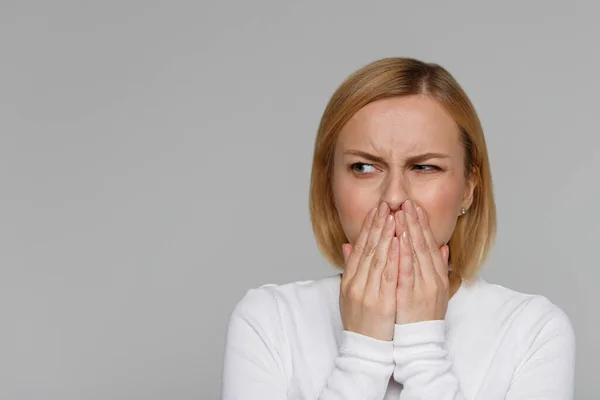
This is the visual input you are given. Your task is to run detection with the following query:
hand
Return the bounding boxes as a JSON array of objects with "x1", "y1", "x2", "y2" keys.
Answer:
[
  {"x1": 339, "y1": 202, "x2": 399, "y2": 341},
  {"x1": 393, "y1": 199, "x2": 451, "y2": 325}
]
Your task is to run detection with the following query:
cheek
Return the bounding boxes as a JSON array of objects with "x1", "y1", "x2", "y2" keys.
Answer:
[
  {"x1": 332, "y1": 174, "x2": 375, "y2": 244},
  {"x1": 416, "y1": 183, "x2": 464, "y2": 245}
]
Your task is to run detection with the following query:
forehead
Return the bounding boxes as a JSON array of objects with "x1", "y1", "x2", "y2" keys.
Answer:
[{"x1": 337, "y1": 95, "x2": 462, "y2": 156}]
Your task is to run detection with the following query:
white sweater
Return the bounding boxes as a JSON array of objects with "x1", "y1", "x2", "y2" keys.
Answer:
[{"x1": 221, "y1": 274, "x2": 575, "y2": 399}]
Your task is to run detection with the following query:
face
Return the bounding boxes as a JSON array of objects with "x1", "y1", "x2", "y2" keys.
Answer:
[{"x1": 332, "y1": 95, "x2": 476, "y2": 248}]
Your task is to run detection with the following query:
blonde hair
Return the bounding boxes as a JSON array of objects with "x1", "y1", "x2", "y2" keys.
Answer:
[{"x1": 309, "y1": 57, "x2": 496, "y2": 281}]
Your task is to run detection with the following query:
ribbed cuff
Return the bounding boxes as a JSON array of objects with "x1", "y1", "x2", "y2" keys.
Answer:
[
  {"x1": 323, "y1": 331, "x2": 394, "y2": 399},
  {"x1": 392, "y1": 320, "x2": 451, "y2": 387},
  {"x1": 340, "y1": 330, "x2": 394, "y2": 363},
  {"x1": 393, "y1": 320, "x2": 446, "y2": 347}
]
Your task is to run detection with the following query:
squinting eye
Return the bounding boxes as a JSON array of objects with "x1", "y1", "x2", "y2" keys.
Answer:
[
  {"x1": 350, "y1": 162, "x2": 376, "y2": 174},
  {"x1": 413, "y1": 164, "x2": 440, "y2": 172}
]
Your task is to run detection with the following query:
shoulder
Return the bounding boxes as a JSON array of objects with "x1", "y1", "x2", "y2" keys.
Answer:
[
  {"x1": 466, "y1": 278, "x2": 575, "y2": 347},
  {"x1": 476, "y1": 279, "x2": 572, "y2": 323},
  {"x1": 233, "y1": 273, "x2": 340, "y2": 311},
  {"x1": 471, "y1": 280, "x2": 576, "y2": 394},
  {"x1": 229, "y1": 273, "x2": 341, "y2": 331}
]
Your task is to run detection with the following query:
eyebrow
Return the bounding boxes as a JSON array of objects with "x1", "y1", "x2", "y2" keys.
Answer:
[{"x1": 344, "y1": 150, "x2": 450, "y2": 164}]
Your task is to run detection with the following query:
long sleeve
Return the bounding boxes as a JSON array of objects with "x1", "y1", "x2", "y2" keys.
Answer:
[
  {"x1": 392, "y1": 320, "x2": 467, "y2": 399},
  {"x1": 392, "y1": 298, "x2": 576, "y2": 400},
  {"x1": 221, "y1": 287, "x2": 394, "y2": 400},
  {"x1": 318, "y1": 331, "x2": 394, "y2": 399}
]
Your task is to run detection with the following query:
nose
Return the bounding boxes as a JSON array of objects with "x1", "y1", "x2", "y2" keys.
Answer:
[{"x1": 380, "y1": 174, "x2": 409, "y2": 213}]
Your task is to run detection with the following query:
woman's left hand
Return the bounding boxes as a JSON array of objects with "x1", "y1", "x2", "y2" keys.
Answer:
[{"x1": 393, "y1": 199, "x2": 451, "y2": 325}]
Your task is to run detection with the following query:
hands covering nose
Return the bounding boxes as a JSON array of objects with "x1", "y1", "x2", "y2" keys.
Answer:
[{"x1": 339, "y1": 200, "x2": 451, "y2": 341}]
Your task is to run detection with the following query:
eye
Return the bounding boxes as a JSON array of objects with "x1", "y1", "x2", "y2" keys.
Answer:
[
  {"x1": 412, "y1": 164, "x2": 441, "y2": 172},
  {"x1": 350, "y1": 162, "x2": 377, "y2": 174}
]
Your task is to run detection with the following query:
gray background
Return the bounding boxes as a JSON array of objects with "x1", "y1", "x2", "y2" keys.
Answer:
[{"x1": 0, "y1": 0, "x2": 596, "y2": 399}]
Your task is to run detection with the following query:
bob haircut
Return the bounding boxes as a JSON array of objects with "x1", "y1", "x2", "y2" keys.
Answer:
[{"x1": 309, "y1": 57, "x2": 496, "y2": 281}]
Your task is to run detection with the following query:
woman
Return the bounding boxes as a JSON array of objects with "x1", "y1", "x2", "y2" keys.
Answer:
[{"x1": 221, "y1": 57, "x2": 575, "y2": 399}]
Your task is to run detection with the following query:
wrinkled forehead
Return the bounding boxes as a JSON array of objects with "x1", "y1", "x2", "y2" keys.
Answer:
[{"x1": 335, "y1": 96, "x2": 463, "y2": 159}]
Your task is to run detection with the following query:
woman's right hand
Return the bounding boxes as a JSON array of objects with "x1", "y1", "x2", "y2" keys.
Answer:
[{"x1": 339, "y1": 202, "x2": 399, "y2": 342}]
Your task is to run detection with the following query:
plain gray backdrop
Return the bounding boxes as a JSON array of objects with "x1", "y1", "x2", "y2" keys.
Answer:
[{"x1": 0, "y1": 0, "x2": 597, "y2": 399}]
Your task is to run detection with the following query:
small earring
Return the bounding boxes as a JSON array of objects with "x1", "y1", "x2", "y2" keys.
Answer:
[{"x1": 460, "y1": 207, "x2": 467, "y2": 215}]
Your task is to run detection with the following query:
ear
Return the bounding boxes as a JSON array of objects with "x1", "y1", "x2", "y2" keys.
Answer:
[{"x1": 461, "y1": 168, "x2": 478, "y2": 210}]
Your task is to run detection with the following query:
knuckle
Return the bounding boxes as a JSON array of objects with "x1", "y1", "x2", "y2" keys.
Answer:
[
  {"x1": 362, "y1": 294, "x2": 377, "y2": 309},
  {"x1": 372, "y1": 215, "x2": 385, "y2": 228},
  {"x1": 352, "y1": 243, "x2": 366, "y2": 256},
  {"x1": 382, "y1": 267, "x2": 396, "y2": 284},
  {"x1": 363, "y1": 243, "x2": 376, "y2": 257},
  {"x1": 371, "y1": 257, "x2": 386, "y2": 271},
  {"x1": 347, "y1": 285, "x2": 363, "y2": 301},
  {"x1": 414, "y1": 240, "x2": 428, "y2": 253},
  {"x1": 411, "y1": 253, "x2": 420, "y2": 266},
  {"x1": 428, "y1": 243, "x2": 441, "y2": 254}
]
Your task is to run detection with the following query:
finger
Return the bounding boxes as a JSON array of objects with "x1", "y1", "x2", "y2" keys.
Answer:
[
  {"x1": 442, "y1": 245, "x2": 450, "y2": 265},
  {"x1": 394, "y1": 210, "x2": 407, "y2": 287},
  {"x1": 399, "y1": 230, "x2": 414, "y2": 289},
  {"x1": 353, "y1": 202, "x2": 390, "y2": 286},
  {"x1": 344, "y1": 207, "x2": 377, "y2": 281},
  {"x1": 365, "y1": 214, "x2": 395, "y2": 297},
  {"x1": 404, "y1": 200, "x2": 433, "y2": 282},
  {"x1": 394, "y1": 209, "x2": 407, "y2": 239},
  {"x1": 343, "y1": 243, "x2": 352, "y2": 264},
  {"x1": 380, "y1": 236, "x2": 399, "y2": 296},
  {"x1": 415, "y1": 205, "x2": 447, "y2": 278}
]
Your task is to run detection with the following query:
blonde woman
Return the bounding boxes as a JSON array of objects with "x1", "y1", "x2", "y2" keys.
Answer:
[{"x1": 221, "y1": 57, "x2": 575, "y2": 399}]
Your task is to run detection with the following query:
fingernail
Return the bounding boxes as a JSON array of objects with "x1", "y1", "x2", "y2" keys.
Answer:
[
  {"x1": 416, "y1": 206, "x2": 425, "y2": 221},
  {"x1": 396, "y1": 210, "x2": 406, "y2": 225},
  {"x1": 367, "y1": 207, "x2": 377, "y2": 223},
  {"x1": 441, "y1": 245, "x2": 449, "y2": 264},
  {"x1": 344, "y1": 243, "x2": 352, "y2": 259},
  {"x1": 378, "y1": 202, "x2": 388, "y2": 217},
  {"x1": 385, "y1": 214, "x2": 394, "y2": 230},
  {"x1": 404, "y1": 199, "x2": 414, "y2": 215}
]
